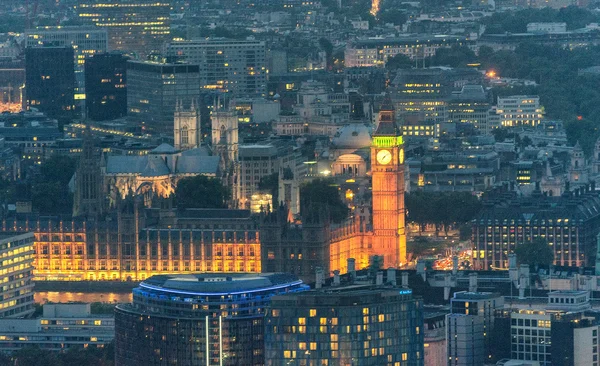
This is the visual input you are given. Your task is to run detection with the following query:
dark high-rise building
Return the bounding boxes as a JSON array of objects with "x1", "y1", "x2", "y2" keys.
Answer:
[
  {"x1": 25, "y1": 47, "x2": 75, "y2": 118},
  {"x1": 264, "y1": 285, "x2": 424, "y2": 365},
  {"x1": 25, "y1": 27, "x2": 108, "y2": 116},
  {"x1": 115, "y1": 273, "x2": 309, "y2": 365},
  {"x1": 127, "y1": 60, "x2": 200, "y2": 134},
  {"x1": 85, "y1": 53, "x2": 128, "y2": 121},
  {"x1": 76, "y1": 1, "x2": 170, "y2": 59}
]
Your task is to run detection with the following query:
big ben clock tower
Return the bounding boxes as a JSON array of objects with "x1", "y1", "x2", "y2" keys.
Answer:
[{"x1": 371, "y1": 101, "x2": 406, "y2": 267}]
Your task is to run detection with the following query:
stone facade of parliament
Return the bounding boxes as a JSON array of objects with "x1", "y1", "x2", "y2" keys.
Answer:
[{"x1": 1, "y1": 105, "x2": 407, "y2": 283}]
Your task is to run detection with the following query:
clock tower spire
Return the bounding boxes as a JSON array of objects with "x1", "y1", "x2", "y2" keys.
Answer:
[{"x1": 371, "y1": 99, "x2": 406, "y2": 267}]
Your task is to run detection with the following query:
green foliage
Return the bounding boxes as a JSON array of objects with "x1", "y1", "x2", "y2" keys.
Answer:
[
  {"x1": 407, "y1": 236, "x2": 438, "y2": 257},
  {"x1": 430, "y1": 45, "x2": 477, "y2": 68},
  {"x1": 474, "y1": 41, "x2": 600, "y2": 156},
  {"x1": 386, "y1": 53, "x2": 413, "y2": 69},
  {"x1": 90, "y1": 302, "x2": 115, "y2": 315},
  {"x1": 515, "y1": 238, "x2": 554, "y2": 268},
  {"x1": 258, "y1": 172, "x2": 279, "y2": 206},
  {"x1": 378, "y1": 9, "x2": 407, "y2": 26},
  {"x1": 406, "y1": 192, "x2": 481, "y2": 234},
  {"x1": 11, "y1": 342, "x2": 114, "y2": 366},
  {"x1": 41, "y1": 155, "x2": 77, "y2": 187},
  {"x1": 300, "y1": 179, "x2": 349, "y2": 223},
  {"x1": 27, "y1": 155, "x2": 77, "y2": 214},
  {"x1": 174, "y1": 175, "x2": 230, "y2": 209},
  {"x1": 484, "y1": 6, "x2": 599, "y2": 33}
]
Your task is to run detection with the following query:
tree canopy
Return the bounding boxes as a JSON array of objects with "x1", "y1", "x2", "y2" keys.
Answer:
[
  {"x1": 406, "y1": 192, "x2": 481, "y2": 235},
  {"x1": 515, "y1": 238, "x2": 554, "y2": 269},
  {"x1": 300, "y1": 178, "x2": 349, "y2": 223},
  {"x1": 174, "y1": 175, "x2": 230, "y2": 209},
  {"x1": 10, "y1": 343, "x2": 114, "y2": 366}
]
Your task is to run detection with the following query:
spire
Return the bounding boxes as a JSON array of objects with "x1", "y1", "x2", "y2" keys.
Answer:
[
  {"x1": 545, "y1": 160, "x2": 553, "y2": 178},
  {"x1": 374, "y1": 95, "x2": 401, "y2": 137},
  {"x1": 190, "y1": 97, "x2": 196, "y2": 112}
]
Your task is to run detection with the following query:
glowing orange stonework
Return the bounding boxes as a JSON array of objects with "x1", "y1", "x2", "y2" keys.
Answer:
[{"x1": 370, "y1": 105, "x2": 407, "y2": 268}]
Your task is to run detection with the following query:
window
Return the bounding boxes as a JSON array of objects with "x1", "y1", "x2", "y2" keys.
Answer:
[{"x1": 180, "y1": 126, "x2": 189, "y2": 145}]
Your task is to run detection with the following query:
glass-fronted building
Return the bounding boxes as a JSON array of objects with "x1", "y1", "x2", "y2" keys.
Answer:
[
  {"x1": 264, "y1": 286, "x2": 424, "y2": 366},
  {"x1": 115, "y1": 273, "x2": 308, "y2": 366}
]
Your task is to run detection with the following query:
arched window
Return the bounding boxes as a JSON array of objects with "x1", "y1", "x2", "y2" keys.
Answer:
[
  {"x1": 181, "y1": 125, "x2": 189, "y2": 145},
  {"x1": 220, "y1": 125, "x2": 227, "y2": 143}
]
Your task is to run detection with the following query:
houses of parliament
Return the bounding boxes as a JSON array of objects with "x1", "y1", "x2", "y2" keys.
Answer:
[{"x1": 1, "y1": 104, "x2": 407, "y2": 283}]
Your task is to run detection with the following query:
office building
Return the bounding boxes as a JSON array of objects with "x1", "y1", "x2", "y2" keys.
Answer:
[
  {"x1": 0, "y1": 304, "x2": 114, "y2": 352},
  {"x1": 406, "y1": 149, "x2": 499, "y2": 193},
  {"x1": 0, "y1": 111, "x2": 63, "y2": 164},
  {"x1": 493, "y1": 291, "x2": 600, "y2": 366},
  {"x1": 389, "y1": 69, "x2": 481, "y2": 139},
  {"x1": 85, "y1": 53, "x2": 128, "y2": 121},
  {"x1": 447, "y1": 292, "x2": 504, "y2": 365},
  {"x1": 127, "y1": 60, "x2": 201, "y2": 134},
  {"x1": 76, "y1": 1, "x2": 170, "y2": 58},
  {"x1": 115, "y1": 273, "x2": 308, "y2": 365},
  {"x1": 25, "y1": 26, "x2": 108, "y2": 112},
  {"x1": 424, "y1": 307, "x2": 448, "y2": 366},
  {"x1": 497, "y1": 96, "x2": 543, "y2": 127},
  {"x1": 25, "y1": 47, "x2": 75, "y2": 118},
  {"x1": 166, "y1": 39, "x2": 267, "y2": 96},
  {"x1": 0, "y1": 232, "x2": 35, "y2": 319},
  {"x1": 472, "y1": 186, "x2": 600, "y2": 269},
  {"x1": 447, "y1": 85, "x2": 492, "y2": 134},
  {"x1": 447, "y1": 313, "x2": 485, "y2": 366},
  {"x1": 345, "y1": 36, "x2": 475, "y2": 67},
  {"x1": 264, "y1": 285, "x2": 424, "y2": 365}
]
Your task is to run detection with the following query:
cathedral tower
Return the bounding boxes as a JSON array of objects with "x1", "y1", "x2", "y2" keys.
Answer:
[
  {"x1": 211, "y1": 102, "x2": 240, "y2": 206},
  {"x1": 370, "y1": 101, "x2": 406, "y2": 267},
  {"x1": 174, "y1": 99, "x2": 200, "y2": 150},
  {"x1": 73, "y1": 126, "x2": 105, "y2": 218}
]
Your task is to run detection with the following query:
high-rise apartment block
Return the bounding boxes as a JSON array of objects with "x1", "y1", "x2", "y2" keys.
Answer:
[
  {"x1": 85, "y1": 52, "x2": 128, "y2": 121},
  {"x1": 25, "y1": 47, "x2": 75, "y2": 118},
  {"x1": 0, "y1": 232, "x2": 35, "y2": 318},
  {"x1": 76, "y1": 0, "x2": 170, "y2": 58},
  {"x1": 166, "y1": 39, "x2": 267, "y2": 97},
  {"x1": 115, "y1": 273, "x2": 308, "y2": 365},
  {"x1": 497, "y1": 95, "x2": 543, "y2": 127},
  {"x1": 264, "y1": 285, "x2": 424, "y2": 365},
  {"x1": 127, "y1": 60, "x2": 200, "y2": 134}
]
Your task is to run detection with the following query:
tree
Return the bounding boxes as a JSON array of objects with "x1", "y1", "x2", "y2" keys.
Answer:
[
  {"x1": 12, "y1": 347, "x2": 60, "y2": 366},
  {"x1": 41, "y1": 155, "x2": 77, "y2": 187},
  {"x1": 386, "y1": 53, "x2": 412, "y2": 69},
  {"x1": 300, "y1": 179, "x2": 349, "y2": 223},
  {"x1": 258, "y1": 172, "x2": 279, "y2": 206},
  {"x1": 174, "y1": 175, "x2": 230, "y2": 209},
  {"x1": 515, "y1": 238, "x2": 554, "y2": 269}
]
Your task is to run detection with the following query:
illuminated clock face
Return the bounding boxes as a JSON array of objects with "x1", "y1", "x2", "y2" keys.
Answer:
[
  {"x1": 399, "y1": 148, "x2": 404, "y2": 164},
  {"x1": 376, "y1": 149, "x2": 392, "y2": 165}
]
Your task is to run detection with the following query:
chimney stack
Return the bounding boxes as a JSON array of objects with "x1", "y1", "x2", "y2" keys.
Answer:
[
  {"x1": 333, "y1": 270, "x2": 340, "y2": 286},
  {"x1": 387, "y1": 268, "x2": 397, "y2": 286},
  {"x1": 315, "y1": 267, "x2": 324, "y2": 289},
  {"x1": 376, "y1": 271, "x2": 383, "y2": 286}
]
